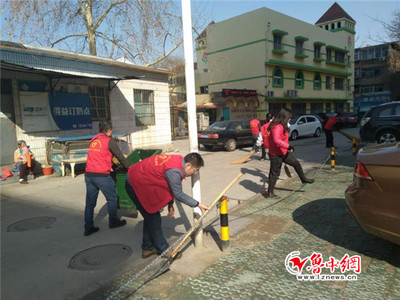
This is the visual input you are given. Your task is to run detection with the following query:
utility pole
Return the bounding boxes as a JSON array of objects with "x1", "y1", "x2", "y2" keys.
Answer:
[{"x1": 181, "y1": 0, "x2": 203, "y2": 247}]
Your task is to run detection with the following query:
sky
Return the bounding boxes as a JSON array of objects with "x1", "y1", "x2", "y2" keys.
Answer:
[{"x1": 189, "y1": 0, "x2": 400, "y2": 48}]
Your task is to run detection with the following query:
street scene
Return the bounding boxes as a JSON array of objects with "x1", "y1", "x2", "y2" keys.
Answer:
[{"x1": 1, "y1": 1, "x2": 400, "y2": 300}]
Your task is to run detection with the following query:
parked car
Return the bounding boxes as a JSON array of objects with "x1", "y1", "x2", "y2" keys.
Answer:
[
  {"x1": 198, "y1": 120, "x2": 253, "y2": 151},
  {"x1": 359, "y1": 102, "x2": 400, "y2": 143},
  {"x1": 289, "y1": 115, "x2": 322, "y2": 140},
  {"x1": 340, "y1": 113, "x2": 358, "y2": 127},
  {"x1": 345, "y1": 142, "x2": 400, "y2": 245}
]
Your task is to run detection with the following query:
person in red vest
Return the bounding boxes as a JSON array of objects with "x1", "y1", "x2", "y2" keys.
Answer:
[
  {"x1": 84, "y1": 121, "x2": 130, "y2": 236},
  {"x1": 267, "y1": 108, "x2": 314, "y2": 198},
  {"x1": 324, "y1": 113, "x2": 342, "y2": 148},
  {"x1": 125, "y1": 153, "x2": 210, "y2": 259},
  {"x1": 250, "y1": 114, "x2": 266, "y2": 160}
]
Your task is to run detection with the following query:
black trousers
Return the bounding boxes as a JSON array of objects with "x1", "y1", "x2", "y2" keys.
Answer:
[
  {"x1": 325, "y1": 130, "x2": 334, "y2": 147},
  {"x1": 267, "y1": 153, "x2": 306, "y2": 193},
  {"x1": 19, "y1": 159, "x2": 36, "y2": 180}
]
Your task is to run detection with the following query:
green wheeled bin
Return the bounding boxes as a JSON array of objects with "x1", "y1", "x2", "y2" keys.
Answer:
[{"x1": 114, "y1": 149, "x2": 162, "y2": 213}]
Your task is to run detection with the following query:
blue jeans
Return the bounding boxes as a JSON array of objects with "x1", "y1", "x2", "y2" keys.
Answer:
[
  {"x1": 84, "y1": 176, "x2": 118, "y2": 230},
  {"x1": 125, "y1": 177, "x2": 169, "y2": 254}
]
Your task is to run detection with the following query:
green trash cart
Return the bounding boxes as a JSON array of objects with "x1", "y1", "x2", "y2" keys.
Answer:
[{"x1": 114, "y1": 149, "x2": 162, "y2": 213}]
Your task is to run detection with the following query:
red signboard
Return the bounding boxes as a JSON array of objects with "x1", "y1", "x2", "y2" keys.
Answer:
[{"x1": 222, "y1": 89, "x2": 257, "y2": 97}]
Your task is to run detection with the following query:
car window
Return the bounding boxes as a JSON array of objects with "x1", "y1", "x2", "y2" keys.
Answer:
[
  {"x1": 306, "y1": 117, "x2": 316, "y2": 123},
  {"x1": 208, "y1": 121, "x2": 229, "y2": 130},
  {"x1": 241, "y1": 121, "x2": 250, "y2": 130},
  {"x1": 290, "y1": 117, "x2": 299, "y2": 125},
  {"x1": 230, "y1": 121, "x2": 242, "y2": 130},
  {"x1": 298, "y1": 117, "x2": 306, "y2": 124},
  {"x1": 378, "y1": 106, "x2": 393, "y2": 117},
  {"x1": 394, "y1": 104, "x2": 400, "y2": 116}
]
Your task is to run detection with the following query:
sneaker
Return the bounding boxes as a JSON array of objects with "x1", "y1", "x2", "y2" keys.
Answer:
[
  {"x1": 109, "y1": 219, "x2": 127, "y2": 229},
  {"x1": 19, "y1": 179, "x2": 28, "y2": 184},
  {"x1": 302, "y1": 178, "x2": 315, "y2": 184},
  {"x1": 162, "y1": 248, "x2": 182, "y2": 260},
  {"x1": 84, "y1": 227, "x2": 99, "y2": 236},
  {"x1": 142, "y1": 248, "x2": 158, "y2": 259}
]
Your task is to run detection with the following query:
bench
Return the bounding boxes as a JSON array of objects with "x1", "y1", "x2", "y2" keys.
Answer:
[{"x1": 61, "y1": 158, "x2": 87, "y2": 178}]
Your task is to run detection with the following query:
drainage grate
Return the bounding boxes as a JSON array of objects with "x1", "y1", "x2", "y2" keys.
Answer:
[
  {"x1": 7, "y1": 217, "x2": 57, "y2": 232},
  {"x1": 69, "y1": 244, "x2": 132, "y2": 271}
]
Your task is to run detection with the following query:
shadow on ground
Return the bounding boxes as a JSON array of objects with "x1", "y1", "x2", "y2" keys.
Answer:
[{"x1": 292, "y1": 198, "x2": 400, "y2": 267}]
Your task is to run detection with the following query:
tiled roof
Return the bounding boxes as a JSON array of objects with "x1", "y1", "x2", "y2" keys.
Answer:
[{"x1": 315, "y1": 2, "x2": 355, "y2": 24}]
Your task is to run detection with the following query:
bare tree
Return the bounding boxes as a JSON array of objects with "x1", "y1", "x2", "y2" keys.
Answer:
[
  {"x1": 1, "y1": 0, "x2": 209, "y2": 66},
  {"x1": 369, "y1": 9, "x2": 400, "y2": 43}
]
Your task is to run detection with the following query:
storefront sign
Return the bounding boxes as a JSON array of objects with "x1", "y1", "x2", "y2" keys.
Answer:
[
  {"x1": 222, "y1": 89, "x2": 257, "y2": 97},
  {"x1": 49, "y1": 92, "x2": 92, "y2": 130},
  {"x1": 20, "y1": 92, "x2": 59, "y2": 132}
]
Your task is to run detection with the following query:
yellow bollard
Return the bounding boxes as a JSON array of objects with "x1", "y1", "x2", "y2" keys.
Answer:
[
  {"x1": 330, "y1": 146, "x2": 335, "y2": 170},
  {"x1": 219, "y1": 196, "x2": 229, "y2": 251},
  {"x1": 352, "y1": 138, "x2": 357, "y2": 155}
]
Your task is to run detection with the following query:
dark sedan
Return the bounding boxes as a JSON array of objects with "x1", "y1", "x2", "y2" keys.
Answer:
[{"x1": 198, "y1": 120, "x2": 253, "y2": 151}]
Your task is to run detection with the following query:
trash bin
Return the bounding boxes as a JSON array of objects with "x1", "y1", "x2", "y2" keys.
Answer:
[{"x1": 115, "y1": 149, "x2": 162, "y2": 212}]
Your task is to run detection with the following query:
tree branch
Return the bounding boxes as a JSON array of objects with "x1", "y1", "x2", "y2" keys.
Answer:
[
  {"x1": 94, "y1": 0, "x2": 128, "y2": 30},
  {"x1": 94, "y1": 31, "x2": 138, "y2": 60},
  {"x1": 145, "y1": 39, "x2": 183, "y2": 67},
  {"x1": 51, "y1": 33, "x2": 88, "y2": 47}
]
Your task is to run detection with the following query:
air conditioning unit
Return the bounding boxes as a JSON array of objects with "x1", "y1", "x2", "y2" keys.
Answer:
[
  {"x1": 267, "y1": 91, "x2": 275, "y2": 97},
  {"x1": 287, "y1": 90, "x2": 298, "y2": 97}
]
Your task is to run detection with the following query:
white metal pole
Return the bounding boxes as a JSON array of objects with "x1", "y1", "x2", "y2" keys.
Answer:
[{"x1": 181, "y1": 0, "x2": 203, "y2": 247}]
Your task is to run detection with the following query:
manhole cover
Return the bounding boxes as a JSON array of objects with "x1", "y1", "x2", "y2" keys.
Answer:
[
  {"x1": 69, "y1": 244, "x2": 132, "y2": 271},
  {"x1": 7, "y1": 217, "x2": 56, "y2": 232}
]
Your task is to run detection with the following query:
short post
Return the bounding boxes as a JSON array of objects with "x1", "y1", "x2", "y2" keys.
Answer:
[
  {"x1": 330, "y1": 146, "x2": 335, "y2": 170},
  {"x1": 219, "y1": 196, "x2": 229, "y2": 251},
  {"x1": 352, "y1": 138, "x2": 357, "y2": 155}
]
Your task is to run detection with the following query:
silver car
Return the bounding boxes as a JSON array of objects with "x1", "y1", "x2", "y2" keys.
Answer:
[{"x1": 289, "y1": 115, "x2": 322, "y2": 140}]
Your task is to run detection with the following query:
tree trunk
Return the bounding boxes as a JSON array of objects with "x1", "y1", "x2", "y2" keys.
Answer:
[{"x1": 82, "y1": 0, "x2": 96, "y2": 56}]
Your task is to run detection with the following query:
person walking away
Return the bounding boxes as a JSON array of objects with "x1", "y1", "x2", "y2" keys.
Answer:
[
  {"x1": 250, "y1": 114, "x2": 266, "y2": 160},
  {"x1": 267, "y1": 108, "x2": 314, "y2": 198},
  {"x1": 12, "y1": 140, "x2": 36, "y2": 184},
  {"x1": 125, "y1": 153, "x2": 210, "y2": 259},
  {"x1": 84, "y1": 121, "x2": 130, "y2": 236},
  {"x1": 324, "y1": 113, "x2": 342, "y2": 148}
]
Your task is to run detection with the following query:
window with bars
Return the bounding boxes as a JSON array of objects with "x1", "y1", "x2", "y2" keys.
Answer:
[
  {"x1": 134, "y1": 89, "x2": 155, "y2": 126},
  {"x1": 89, "y1": 86, "x2": 110, "y2": 121}
]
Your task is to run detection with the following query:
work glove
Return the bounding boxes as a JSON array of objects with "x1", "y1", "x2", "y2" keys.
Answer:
[{"x1": 288, "y1": 146, "x2": 294, "y2": 152}]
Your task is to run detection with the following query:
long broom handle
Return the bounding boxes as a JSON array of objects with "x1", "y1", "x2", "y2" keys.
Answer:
[{"x1": 171, "y1": 172, "x2": 243, "y2": 257}]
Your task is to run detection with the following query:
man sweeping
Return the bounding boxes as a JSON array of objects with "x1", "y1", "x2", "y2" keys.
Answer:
[{"x1": 125, "y1": 153, "x2": 210, "y2": 259}]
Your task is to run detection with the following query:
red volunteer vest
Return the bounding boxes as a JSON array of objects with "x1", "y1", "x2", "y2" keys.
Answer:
[
  {"x1": 85, "y1": 133, "x2": 113, "y2": 174},
  {"x1": 250, "y1": 119, "x2": 260, "y2": 134},
  {"x1": 261, "y1": 121, "x2": 272, "y2": 149},
  {"x1": 324, "y1": 116, "x2": 338, "y2": 131},
  {"x1": 128, "y1": 154, "x2": 185, "y2": 214}
]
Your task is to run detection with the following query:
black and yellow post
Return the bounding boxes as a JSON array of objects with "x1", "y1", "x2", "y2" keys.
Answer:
[
  {"x1": 220, "y1": 196, "x2": 229, "y2": 251},
  {"x1": 330, "y1": 146, "x2": 335, "y2": 170},
  {"x1": 352, "y1": 138, "x2": 357, "y2": 155}
]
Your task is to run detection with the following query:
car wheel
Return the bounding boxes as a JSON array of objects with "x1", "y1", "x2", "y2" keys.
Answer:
[
  {"x1": 203, "y1": 145, "x2": 214, "y2": 150},
  {"x1": 290, "y1": 130, "x2": 298, "y2": 140},
  {"x1": 225, "y1": 139, "x2": 237, "y2": 151},
  {"x1": 314, "y1": 127, "x2": 321, "y2": 137},
  {"x1": 376, "y1": 130, "x2": 399, "y2": 144}
]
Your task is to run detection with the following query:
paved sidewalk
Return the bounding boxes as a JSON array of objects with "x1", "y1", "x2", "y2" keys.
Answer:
[{"x1": 106, "y1": 159, "x2": 400, "y2": 299}]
